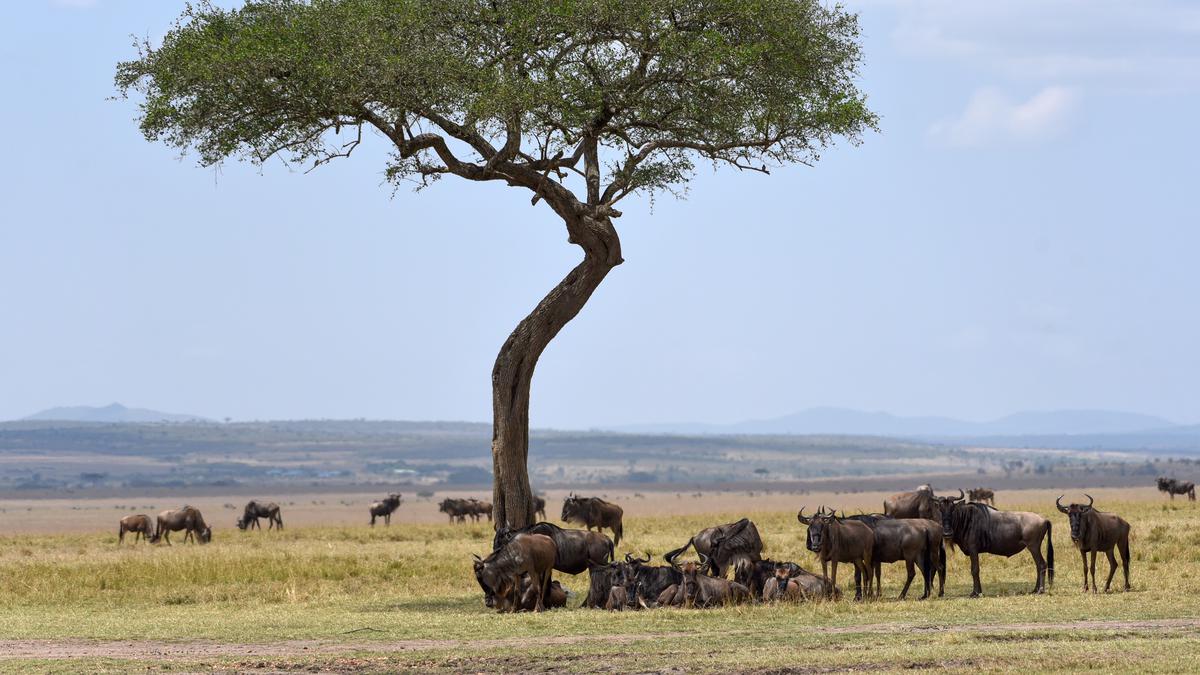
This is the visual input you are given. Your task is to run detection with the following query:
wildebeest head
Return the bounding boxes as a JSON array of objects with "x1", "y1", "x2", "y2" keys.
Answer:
[
  {"x1": 680, "y1": 559, "x2": 703, "y2": 606},
  {"x1": 198, "y1": 526, "x2": 212, "y2": 544},
  {"x1": 798, "y1": 507, "x2": 831, "y2": 552},
  {"x1": 560, "y1": 494, "x2": 581, "y2": 522},
  {"x1": 235, "y1": 517, "x2": 248, "y2": 531},
  {"x1": 933, "y1": 489, "x2": 966, "y2": 536},
  {"x1": 1056, "y1": 494, "x2": 1094, "y2": 542}
]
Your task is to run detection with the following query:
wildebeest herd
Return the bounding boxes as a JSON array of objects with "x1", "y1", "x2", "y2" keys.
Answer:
[{"x1": 474, "y1": 484, "x2": 1145, "y2": 612}]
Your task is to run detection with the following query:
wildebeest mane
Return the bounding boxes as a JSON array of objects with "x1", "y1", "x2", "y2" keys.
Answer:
[{"x1": 949, "y1": 502, "x2": 993, "y2": 551}]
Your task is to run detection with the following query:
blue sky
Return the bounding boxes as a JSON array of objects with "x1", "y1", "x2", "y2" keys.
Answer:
[{"x1": 1, "y1": 0, "x2": 1197, "y2": 426}]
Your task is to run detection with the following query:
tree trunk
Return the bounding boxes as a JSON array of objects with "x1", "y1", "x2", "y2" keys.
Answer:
[{"x1": 491, "y1": 212, "x2": 622, "y2": 528}]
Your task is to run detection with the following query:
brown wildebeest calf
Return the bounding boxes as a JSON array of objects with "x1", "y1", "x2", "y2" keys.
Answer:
[
  {"x1": 798, "y1": 507, "x2": 874, "y2": 600},
  {"x1": 236, "y1": 500, "x2": 283, "y2": 531},
  {"x1": 561, "y1": 494, "x2": 624, "y2": 546},
  {"x1": 968, "y1": 488, "x2": 996, "y2": 506},
  {"x1": 676, "y1": 557, "x2": 751, "y2": 607},
  {"x1": 152, "y1": 506, "x2": 211, "y2": 545},
  {"x1": 118, "y1": 514, "x2": 153, "y2": 544},
  {"x1": 758, "y1": 562, "x2": 840, "y2": 602},
  {"x1": 1057, "y1": 495, "x2": 1131, "y2": 593},
  {"x1": 935, "y1": 490, "x2": 1054, "y2": 597},
  {"x1": 475, "y1": 533, "x2": 556, "y2": 612},
  {"x1": 369, "y1": 493, "x2": 402, "y2": 526}
]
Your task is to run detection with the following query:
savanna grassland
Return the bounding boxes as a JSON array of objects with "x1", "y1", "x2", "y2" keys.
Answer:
[{"x1": 2, "y1": 488, "x2": 1200, "y2": 673}]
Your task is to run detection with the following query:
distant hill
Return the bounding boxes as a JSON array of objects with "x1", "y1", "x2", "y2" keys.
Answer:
[
  {"x1": 612, "y1": 407, "x2": 1179, "y2": 438},
  {"x1": 22, "y1": 403, "x2": 210, "y2": 424}
]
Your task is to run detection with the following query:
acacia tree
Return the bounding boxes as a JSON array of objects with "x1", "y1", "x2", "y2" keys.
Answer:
[{"x1": 117, "y1": 0, "x2": 876, "y2": 528}]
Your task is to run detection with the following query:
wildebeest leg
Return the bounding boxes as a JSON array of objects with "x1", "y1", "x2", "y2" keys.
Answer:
[
  {"x1": 1118, "y1": 538, "x2": 1131, "y2": 591},
  {"x1": 118, "y1": 526, "x2": 125, "y2": 545},
  {"x1": 1089, "y1": 550, "x2": 1098, "y2": 594},
  {"x1": 1103, "y1": 549, "x2": 1118, "y2": 592},
  {"x1": 1029, "y1": 542, "x2": 1047, "y2": 594},
  {"x1": 969, "y1": 554, "x2": 982, "y2": 597},
  {"x1": 900, "y1": 560, "x2": 915, "y2": 600},
  {"x1": 1080, "y1": 550, "x2": 1089, "y2": 592}
]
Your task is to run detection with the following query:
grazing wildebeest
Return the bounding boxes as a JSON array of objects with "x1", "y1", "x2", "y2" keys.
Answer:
[
  {"x1": 493, "y1": 522, "x2": 614, "y2": 574},
  {"x1": 517, "y1": 576, "x2": 567, "y2": 611},
  {"x1": 236, "y1": 500, "x2": 283, "y2": 531},
  {"x1": 368, "y1": 493, "x2": 403, "y2": 526},
  {"x1": 860, "y1": 517, "x2": 942, "y2": 600},
  {"x1": 676, "y1": 557, "x2": 751, "y2": 607},
  {"x1": 935, "y1": 490, "x2": 1054, "y2": 596},
  {"x1": 152, "y1": 506, "x2": 211, "y2": 545},
  {"x1": 118, "y1": 514, "x2": 153, "y2": 544},
  {"x1": 797, "y1": 507, "x2": 874, "y2": 600},
  {"x1": 474, "y1": 533, "x2": 557, "y2": 612},
  {"x1": 620, "y1": 553, "x2": 683, "y2": 608},
  {"x1": 667, "y1": 518, "x2": 763, "y2": 578},
  {"x1": 533, "y1": 495, "x2": 547, "y2": 521},
  {"x1": 1057, "y1": 495, "x2": 1131, "y2": 593},
  {"x1": 883, "y1": 485, "x2": 942, "y2": 520},
  {"x1": 1157, "y1": 477, "x2": 1196, "y2": 501},
  {"x1": 968, "y1": 488, "x2": 996, "y2": 506},
  {"x1": 761, "y1": 563, "x2": 841, "y2": 602},
  {"x1": 561, "y1": 494, "x2": 624, "y2": 546}
]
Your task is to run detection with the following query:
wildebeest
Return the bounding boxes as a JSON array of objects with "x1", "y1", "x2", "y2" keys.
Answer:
[
  {"x1": 1056, "y1": 495, "x2": 1131, "y2": 593},
  {"x1": 533, "y1": 495, "x2": 547, "y2": 520},
  {"x1": 493, "y1": 522, "x2": 614, "y2": 574},
  {"x1": 968, "y1": 488, "x2": 996, "y2": 506},
  {"x1": 1156, "y1": 477, "x2": 1196, "y2": 501},
  {"x1": 151, "y1": 506, "x2": 211, "y2": 545},
  {"x1": 439, "y1": 498, "x2": 469, "y2": 523},
  {"x1": 118, "y1": 514, "x2": 153, "y2": 544},
  {"x1": 935, "y1": 490, "x2": 1054, "y2": 596},
  {"x1": 859, "y1": 517, "x2": 943, "y2": 599},
  {"x1": 369, "y1": 493, "x2": 403, "y2": 526},
  {"x1": 738, "y1": 559, "x2": 838, "y2": 601},
  {"x1": 236, "y1": 500, "x2": 283, "y2": 531},
  {"x1": 517, "y1": 576, "x2": 567, "y2": 611},
  {"x1": 666, "y1": 518, "x2": 763, "y2": 578},
  {"x1": 467, "y1": 498, "x2": 493, "y2": 522},
  {"x1": 676, "y1": 558, "x2": 752, "y2": 607},
  {"x1": 583, "y1": 562, "x2": 625, "y2": 609},
  {"x1": 561, "y1": 494, "x2": 624, "y2": 546},
  {"x1": 605, "y1": 585, "x2": 629, "y2": 611},
  {"x1": 797, "y1": 507, "x2": 874, "y2": 600},
  {"x1": 883, "y1": 485, "x2": 942, "y2": 520},
  {"x1": 619, "y1": 553, "x2": 683, "y2": 609},
  {"x1": 474, "y1": 533, "x2": 557, "y2": 612}
]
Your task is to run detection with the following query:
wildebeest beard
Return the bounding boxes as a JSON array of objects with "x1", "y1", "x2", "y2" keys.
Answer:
[{"x1": 942, "y1": 501, "x2": 994, "y2": 551}]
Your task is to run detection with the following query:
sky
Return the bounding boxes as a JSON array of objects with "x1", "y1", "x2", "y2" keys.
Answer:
[{"x1": 1, "y1": 0, "x2": 1198, "y2": 427}]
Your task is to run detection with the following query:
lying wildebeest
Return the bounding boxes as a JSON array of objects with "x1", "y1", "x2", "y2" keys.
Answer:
[
  {"x1": 605, "y1": 585, "x2": 629, "y2": 611},
  {"x1": 666, "y1": 518, "x2": 763, "y2": 578},
  {"x1": 236, "y1": 500, "x2": 283, "y2": 531},
  {"x1": 561, "y1": 494, "x2": 624, "y2": 546},
  {"x1": 619, "y1": 553, "x2": 683, "y2": 609},
  {"x1": 667, "y1": 554, "x2": 748, "y2": 607},
  {"x1": 494, "y1": 522, "x2": 613, "y2": 573},
  {"x1": 151, "y1": 506, "x2": 211, "y2": 545},
  {"x1": 738, "y1": 559, "x2": 838, "y2": 601},
  {"x1": 583, "y1": 561, "x2": 625, "y2": 609},
  {"x1": 369, "y1": 493, "x2": 402, "y2": 526},
  {"x1": 1156, "y1": 477, "x2": 1196, "y2": 501},
  {"x1": 474, "y1": 533, "x2": 557, "y2": 612},
  {"x1": 861, "y1": 516, "x2": 943, "y2": 600},
  {"x1": 118, "y1": 514, "x2": 153, "y2": 544},
  {"x1": 533, "y1": 495, "x2": 547, "y2": 520},
  {"x1": 761, "y1": 563, "x2": 841, "y2": 602},
  {"x1": 935, "y1": 490, "x2": 1054, "y2": 596},
  {"x1": 1057, "y1": 495, "x2": 1131, "y2": 593},
  {"x1": 883, "y1": 485, "x2": 942, "y2": 520},
  {"x1": 798, "y1": 507, "x2": 874, "y2": 600},
  {"x1": 516, "y1": 576, "x2": 567, "y2": 611},
  {"x1": 968, "y1": 488, "x2": 996, "y2": 506}
]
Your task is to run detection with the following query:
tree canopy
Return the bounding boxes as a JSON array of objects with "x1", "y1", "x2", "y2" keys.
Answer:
[{"x1": 116, "y1": 0, "x2": 876, "y2": 218}]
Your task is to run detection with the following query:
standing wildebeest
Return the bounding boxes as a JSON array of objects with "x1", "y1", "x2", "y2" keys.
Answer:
[
  {"x1": 236, "y1": 500, "x2": 283, "y2": 531},
  {"x1": 935, "y1": 490, "x2": 1054, "y2": 596},
  {"x1": 1057, "y1": 495, "x2": 1131, "y2": 593},
  {"x1": 533, "y1": 495, "x2": 547, "y2": 520},
  {"x1": 675, "y1": 557, "x2": 751, "y2": 607},
  {"x1": 666, "y1": 518, "x2": 763, "y2": 578},
  {"x1": 883, "y1": 485, "x2": 942, "y2": 520},
  {"x1": 368, "y1": 493, "x2": 402, "y2": 526},
  {"x1": 860, "y1": 517, "x2": 942, "y2": 600},
  {"x1": 439, "y1": 498, "x2": 468, "y2": 523},
  {"x1": 494, "y1": 522, "x2": 613, "y2": 573},
  {"x1": 474, "y1": 533, "x2": 557, "y2": 612},
  {"x1": 797, "y1": 507, "x2": 874, "y2": 600},
  {"x1": 152, "y1": 506, "x2": 211, "y2": 545},
  {"x1": 561, "y1": 494, "x2": 624, "y2": 546},
  {"x1": 118, "y1": 514, "x2": 153, "y2": 544},
  {"x1": 466, "y1": 498, "x2": 493, "y2": 522},
  {"x1": 968, "y1": 488, "x2": 996, "y2": 506},
  {"x1": 1157, "y1": 477, "x2": 1196, "y2": 501}
]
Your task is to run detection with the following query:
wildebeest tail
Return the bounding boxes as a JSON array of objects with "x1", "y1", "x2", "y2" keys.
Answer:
[
  {"x1": 663, "y1": 538, "x2": 694, "y2": 567},
  {"x1": 604, "y1": 537, "x2": 615, "y2": 563},
  {"x1": 613, "y1": 521, "x2": 623, "y2": 547},
  {"x1": 1046, "y1": 519, "x2": 1055, "y2": 586}
]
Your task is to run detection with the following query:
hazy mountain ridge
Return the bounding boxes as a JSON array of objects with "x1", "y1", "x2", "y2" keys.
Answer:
[{"x1": 23, "y1": 403, "x2": 211, "y2": 424}]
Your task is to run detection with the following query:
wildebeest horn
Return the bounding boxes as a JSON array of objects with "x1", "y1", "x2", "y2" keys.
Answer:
[
  {"x1": 797, "y1": 507, "x2": 809, "y2": 524},
  {"x1": 1084, "y1": 494, "x2": 1094, "y2": 510},
  {"x1": 956, "y1": 488, "x2": 965, "y2": 502},
  {"x1": 472, "y1": 553, "x2": 482, "y2": 561},
  {"x1": 625, "y1": 553, "x2": 634, "y2": 563},
  {"x1": 1055, "y1": 496, "x2": 1068, "y2": 514}
]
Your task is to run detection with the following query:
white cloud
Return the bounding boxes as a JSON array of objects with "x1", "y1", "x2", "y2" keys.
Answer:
[{"x1": 930, "y1": 86, "x2": 1078, "y2": 148}]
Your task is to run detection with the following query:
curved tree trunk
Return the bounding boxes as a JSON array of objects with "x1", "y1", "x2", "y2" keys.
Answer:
[{"x1": 491, "y1": 212, "x2": 623, "y2": 528}]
